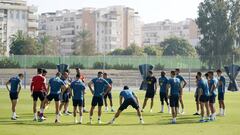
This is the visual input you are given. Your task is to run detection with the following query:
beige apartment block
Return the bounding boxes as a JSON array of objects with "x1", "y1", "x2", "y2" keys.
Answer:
[
  {"x1": 0, "y1": 0, "x2": 38, "y2": 56},
  {"x1": 143, "y1": 18, "x2": 200, "y2": 47},
  {"x1": 39, "y1": 6, "x2": 142, "y2": 55}
]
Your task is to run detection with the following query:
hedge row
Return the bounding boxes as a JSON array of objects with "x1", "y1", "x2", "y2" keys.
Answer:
[{"x1": 0, "y1": 59, "x2": 165, "y2": 70}]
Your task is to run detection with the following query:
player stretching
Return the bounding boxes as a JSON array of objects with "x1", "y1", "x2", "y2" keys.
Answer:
[
  {"x1": 108, "y1": 86, "x2": 144, "y2": 124},
  {"x1": 41, "y1": 72, "x2": 67, "y2": 123},
  {"x1": 70, "y1": 74, "x2": 86, "y2": 124},
  {"x1": 6, "y1": 73, "x2": 24, "y2": 120},
  {"x1": 168, "y1": 71, "x2": 181, "y2": 124},
  {"x1": 196, "y1": 72, "x2": 210, "y2": 122},
  {"x1": 31, "y1": 68, "x2": 47, "y2": 121},
  {"x1": 103, "y1": 73, "x2": 114, "y2": 112},
  {"x1": 158, "y1": 71, "x2": 170, "y2": 113},
  {"x1": 141, "y1": 71, "x2": 157, "y2": 113},
  {"x1": 208, "y1": 71, "x2": 218, "y2": 121},
  {"x1": 75, "y1": 67, "x2": 88, "y2": 113},
  {"x1": 88, "y1": 71, "x2": 111, "y2": 124},
  {"x1": 216, "y1": 69, "x2": 226, "y2": 116},
  {"x1": 175, "y1": 68, "x2": 187, "y2": 114}
]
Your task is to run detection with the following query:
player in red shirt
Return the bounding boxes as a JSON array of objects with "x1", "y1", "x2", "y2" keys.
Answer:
[{"x1": 31, "y1": 68, "x2": 47, "y2": 121}]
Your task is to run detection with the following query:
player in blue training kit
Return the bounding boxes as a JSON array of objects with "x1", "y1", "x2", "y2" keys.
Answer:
[
  {"x1": 59, "y1": 71, "x2": 72, "y2": 115},
  {"x1": 158, "y1": 71, "x2": 170, "y2": 113},
  {"x1": 41, "y1": 72, "x2": 67, "y2": 123},
  {"x1": 196, "y1": 72, "x2": 210, "y2": 122},
  {"x1": 88, "y1": 71, "x2": 111, "y2": 124},
  {"x1": 70, "y1": 74, "x2": 86, "y2": 124},
  {"x1": 167, "y1": 71, "x2": 181, "y2": 124},
  {"x1": 103, "y1": 73, "x2": 115, "y2": 112},
  {"x1": 108, "y1": 86, "x2": 144, "y2": 124},
  {"x1": 193, "y1": 76, "x2": 200, "y2": 115},
  {"x1": 208, "y1": 71, "x2": 218, "y2": 121},
  {"x1": 175, "y1": 68, "x2": 187, "y2": 114},
  {"x1": 6, "y1": 73, "x2": 24, "y2": 120},
  {"x1": 216, "y1": 69, "x2": 226, "y2": 116}
]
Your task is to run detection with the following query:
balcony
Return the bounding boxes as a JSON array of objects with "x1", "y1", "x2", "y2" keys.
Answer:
[
  {"x1": 28, "y1": 14, "x2": 37, "y2": 20},
  {"x1": 28, "y1": 22, "x2": 38, "y2": 28},
  {"x1": 28, "y1": 6, "x2": 38, "y2": 13},
  {"x1": 0, "y1": 13, "x2": 4, "y2": 17}
]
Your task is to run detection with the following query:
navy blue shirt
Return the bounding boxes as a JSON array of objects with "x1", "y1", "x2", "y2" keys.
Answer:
[
  {"x1": 91, "y1": 77, "x2": 109, "y2": 97},
  {"x1": 104, "y1": 78, "x2": 113, "y2": 92},
  {"x1": 9, "y1": 76, "x2": 21, "y2": 93},
  {"x1": 159, "y1": 76, "x2": 168, "y2": 93},
  {"x1": 218, "y1": 76, "x2": 226, "y2": 93},
  {"x1": 168, "y1": 77, "x2": 181, "y2": 96},
  {"x1": 49, "y1": 77, "x2": 65, "y2": 94},
  {"x1": 71, "y1": 80, "x2": 85, "y2": 100},
  {"x1": 120, "y1": 89, "x2": 135, "y2": 100},
  {"x1": 197, "y1": 78, "x2": 209, "y2": 96}
]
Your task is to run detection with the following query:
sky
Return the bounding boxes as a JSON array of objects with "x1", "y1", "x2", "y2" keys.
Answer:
[{"x1": 27, "y1": 0, "x2": 203, "y2": 23}]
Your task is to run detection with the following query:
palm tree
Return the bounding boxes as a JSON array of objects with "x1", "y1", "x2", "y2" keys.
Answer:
[{"x1": 72, "y1": 29, "x2": 95, "y2": 55}]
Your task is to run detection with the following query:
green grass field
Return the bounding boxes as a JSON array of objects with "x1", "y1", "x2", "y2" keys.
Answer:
[{"x1": 0, "y1": 89, "x2": 240, "y2": 135}]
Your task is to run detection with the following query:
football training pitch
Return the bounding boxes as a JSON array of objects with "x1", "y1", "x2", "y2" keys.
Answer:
[{"x1": 0, "y1": 89, "x2": 240, "y2": 135}]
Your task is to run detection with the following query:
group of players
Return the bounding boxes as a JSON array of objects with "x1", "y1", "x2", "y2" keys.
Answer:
[{"x1": 5, "y1": 68, "x2": 226, "y2": 124}]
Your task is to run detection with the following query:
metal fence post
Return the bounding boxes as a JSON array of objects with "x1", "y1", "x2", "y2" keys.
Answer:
[
  {"x1": 24, "y1": 55, "x2": 27, "y2": 89},
  {"x1": 188, "y1": 56, "x2": 191, "y2": 92}
]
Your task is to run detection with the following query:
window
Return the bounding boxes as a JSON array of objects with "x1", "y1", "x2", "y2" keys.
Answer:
[
  {"x1": 16, "y1": 11, "x2": 20, "y2": 19},
  {"x1": 9, "y1": 10, "x2": 14, "y2": 19},
  {"x1": 22, "y1": 12, "x2": 26, "y2": 20}
]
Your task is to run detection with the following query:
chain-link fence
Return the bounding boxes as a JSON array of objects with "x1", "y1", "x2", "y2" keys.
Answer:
[{"x1": 0, "y1": 55, "x2": 240, "y2": 90}]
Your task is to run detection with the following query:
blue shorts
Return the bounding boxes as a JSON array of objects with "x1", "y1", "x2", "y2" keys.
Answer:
[
  {"x1": 72, "y1": 99, "x2": 83, "y2": 107},
  {"x1": 195, "y1": 94, "x2": 199, "y2": 102},
  {"x1": 91, "y1": 96, "x2": 103, "y2": 106},
  {"x1": 218, "y1": 93, "x2": 225, "y2": 101},
  {"x1": 145, "y1": 92, "x2": 155, "y2": 98},
  {"x1": 170, "y1": 95, "x2": 179, "y2": 107},
  {"x1": 160, "y1": 92, "x2": 168, "y2": 102},
  {"x1": 209, "y1": 95, "x2": 216, "y2": 104},
  {"x1": 47, "y1": 94, "x2": 60, "y2": 101},
  {"x1": 10, "y1": 92, "x2": 18, "y2": 100},
  {"x1": 200, "y1": 95, "x2": 209, "y2": 103},
  {"x1": 61, "y1": 92, "x2": 70, "y2": 103},
  {"x1": 119, "y1": 98, "x2": 139, "y2": 111},
  {"x1": 104, "y1": 92, "x2": 112, "y2": 99}
]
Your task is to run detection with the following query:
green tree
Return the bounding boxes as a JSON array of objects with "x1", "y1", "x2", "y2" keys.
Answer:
[
  {"x1": 161, "y1": 37, "x2": 196, "y2": 56},
  {"x1": 108, "y1": 48, "x2": 124, "y2": 55},
  {"x1": 196, "y1": 0, "x2": 240, "y2": 69},
  {"x1": 143, "y1": 46, "x2": 162, "y2": 56},
  {"x1": 122, "y1": 43, "x2": 144, "y2": 56},
  {"x1": 72, "y1": 30, "x2": 95, "y2": 55},
  {"x1": 38, "y1": 36, "x2": 59, "y2": 55},
  {"x1": 10, "y1": 31, "x2": 38, "y2": 55}
]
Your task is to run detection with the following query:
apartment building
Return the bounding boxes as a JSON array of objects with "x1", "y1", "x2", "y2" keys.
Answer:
[
  {"x1": 39, "y1": 6, "x2": 142, "y2": 55},
  {"x1": 95, "y1": 6, "x2": 142, "y2": 53},
  {"x1": 39, "y1": 8, "x2": 95, "y2": 55},
  {"x1": 0, "y1": 0, "x2": 38, "y2": 56},
  {"x1": 143, "y1": 18, "x2": 200, "y2": 47}
]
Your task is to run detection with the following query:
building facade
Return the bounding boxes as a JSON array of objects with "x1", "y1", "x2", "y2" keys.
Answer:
[
  {"x1": 39, "y1": 6, "x2": 142, "y2": 55},
  {"x1": 143, "y1": 19, "x2": 200, "y2": 47},
  {"x1": 0, "y1": 0, "x2": 38, "y2": 56},
  {"x1": 39, "y1": 8, "x2": 96, "y2": 55}
]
